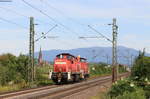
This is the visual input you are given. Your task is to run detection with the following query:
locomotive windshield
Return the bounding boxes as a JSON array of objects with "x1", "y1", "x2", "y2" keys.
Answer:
[
  {"x1": 57, "y1": 54, "x2": 64, "y2": 59},
  {"x1": 67, "y1": 55, "x2": 72, "y2": 59},
  {"x1": 56, "y1": 54, "x2": 74, "y2": 59},
  {"x1": 80, "y1": 58, "x2": 86, "y2": 62}
]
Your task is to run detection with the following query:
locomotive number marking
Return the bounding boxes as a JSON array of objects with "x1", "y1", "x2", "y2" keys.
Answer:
[{"x1": 55, "y1": 62, "x2": 66, "y2": 64}]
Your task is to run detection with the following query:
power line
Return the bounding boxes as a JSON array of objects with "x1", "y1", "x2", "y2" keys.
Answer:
[
  {"x1": 22, "y1": 0, "x2": 83, "y2": 37},
  {"x1": 40, "y1": 0, "x2": 96, "y2": 44},
  {"x1": 0, "y1": 6, "x2": 27, "y2": 18},
  {"x1": 40, "y1": 0, "x2": 86, "y2": 26},
  {"x1": 22, "y1": 0, "x2": 59, "y2": 24},
  {"x1": 79, "y1": 36, "x2": 105, "y2": 42},
  {"x1": 22, "y1": 0, "x2": 100, "y2": 47},
  {"x1": 79, "y1": 25, "x2": 112, "y2": 46},
  {"x1": 0, "y1": 6, "x2": 61, "y2": 40},
  {"x1": 35, "y1": 24, "x2": 57, "y2": 42},
  {"x1": 88, "y1": 25, "x2": 112, "y2": 42},
  {"x1": 0, "y1": 6, "x2": 53, "y2": 26},
  {"x1": 0, "y1": 0, "x2": 12, "y2": 2},
  {"x1": 79, "y1": 36, "x2": 103, "y2": 39},
  {"x1": 0, "y1": 17, "x2": 28, "y2": 29}
]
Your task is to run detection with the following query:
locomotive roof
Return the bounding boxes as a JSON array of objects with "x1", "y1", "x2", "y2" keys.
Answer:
[
  {"x1": 56, "y1": 53, "x2": 76, "y2": 57},
  {"x1": 80, "y1": 57, "x2": 87, "y2": 60},
  {"x1": 56, "y1": 53, "x2": 87, "y2": 60}
]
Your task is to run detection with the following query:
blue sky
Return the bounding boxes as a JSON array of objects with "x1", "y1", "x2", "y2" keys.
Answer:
[{"x1": 0, "y1": 0, "x2": 150, "y2": 55}]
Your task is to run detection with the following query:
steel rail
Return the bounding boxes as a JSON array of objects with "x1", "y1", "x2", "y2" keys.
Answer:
[
  {"x1": 0, "y1": 72, "x2": 130, "y2": 99},
  {"x1": 41, "y1": 73, "x2": 129, "y2": 99},
  {"x1": 0, "y1": 85, "x2": 59, "y2": 98}
]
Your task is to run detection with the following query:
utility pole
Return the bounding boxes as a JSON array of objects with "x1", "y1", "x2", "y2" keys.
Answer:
[
  {"x1": 130, "y1": 55, "x2": 134, "y2": 66},
  {"x1": 79, "y1": 18, "x2": 118, "y2": 83},
  {"x1": 32, "y1": 17, "x2": 35, "y2": 81},
  {"x1": 29, "y1": 17, "x2": 35, "y2": 82},
  {"x1": 110, "y1": 18, "x2": 118, "y2": 82},
  {"x1": 102, "y1": 54, "x2": 109, "y2": 64},
  {"x1": 28, "y1": 18, "x2": 31, "y2": 82},
  {"x1": 28, "y1": 17, "x2": 57, "y2": 83},
  {"x1": 105, "y1": 54, "x2": 109, "y2": 64}
]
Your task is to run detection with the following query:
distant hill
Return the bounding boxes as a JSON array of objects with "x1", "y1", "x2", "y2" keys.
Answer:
[{"x1": 35, "y1": 46, "x2": 149, "y2": 65}]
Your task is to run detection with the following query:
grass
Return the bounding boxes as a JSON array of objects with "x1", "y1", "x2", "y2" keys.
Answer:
[
  {"x1": 90, "y1": 91, "x2": 111, "y2": 99},
  {"x1": 0, "y1": 64, "x2": 126, "y2": 93},
  {"x1": 91, "y1": 93, "x2": 106, "y2": 99},
  {"x1": 0, "y1": 82, "x2": 29, "y2": 93},
  {"x1": 0, "y1": 65, "x2": 53, "y2": 93}
]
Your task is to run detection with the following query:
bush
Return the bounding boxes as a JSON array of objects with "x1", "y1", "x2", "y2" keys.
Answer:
[
  {"x1": 131, "y1": 52, "x2": 150, "y2": 82},
  {"x1": 108, "y1": 80, "x2": 137, "y2": 98},
  {"x1": 118, "y1": 64, "x2": 127, "y2": 73},
  {"x1": 0, "y1": 66, "x2": 9, "y2": 85},
  {"x1": 36, "y1": 66, "x2": 53, "y2": 86},
  {"x1": 108, "y1": 50, "x2": 150, "y2": 99},
  {"x1": 143, "y1": 85, "x2": 150, "y2": 99},
  {"x1": 90, "y1": 63, "x2": 111, "y2": 77},
  {"x1": 0, "y1": 54, "x2": 29, "y2": 85},
  {"x1": 116, "y1": 88, "x2": 145, "y2": 99},
  {"x1": 130, "y1": 51, "x2": 150, "y2": 99}
]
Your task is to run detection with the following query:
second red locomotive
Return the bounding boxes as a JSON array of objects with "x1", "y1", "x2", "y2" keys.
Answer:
[{"x1": 49, "y1": 53, "x2": 89, "y2": 83}]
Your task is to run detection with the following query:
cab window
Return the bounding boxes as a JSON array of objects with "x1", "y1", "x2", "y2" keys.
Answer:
[
  {"x1": 80, "y1": 59, "x2": 86, "y2": 62},
  {"x1": 57, "y1": 55, "x2": 64, "y2": 59},
  {"x1": 67, "y1": 55, "x2": 72, "y2": 60}
]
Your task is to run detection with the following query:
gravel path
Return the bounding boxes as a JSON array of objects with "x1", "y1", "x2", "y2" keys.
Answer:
[{"x1": 62, "y1": 81, "x2": 112, "y2": 99}]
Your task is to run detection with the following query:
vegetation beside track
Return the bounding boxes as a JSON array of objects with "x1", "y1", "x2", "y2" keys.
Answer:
[
  {"x1": 0, "y1": 53, "x2": 127, "y2": 93},
  {"x1": 35, "y1": 66, "x2": 54, "y2": 86},
  {"x1": 93, "y1": 50, "x2": 150, "y2": 99},
  {"x1": 89, "y1": 63, "x2": 127, "y2": 78},
  {"x1": 0, "y1": 53, "x2": 54, "y2": 93}
]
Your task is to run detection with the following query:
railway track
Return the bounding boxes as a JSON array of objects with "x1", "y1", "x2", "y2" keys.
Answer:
[
  {"x1": 41, "y1": 77, "x2": 112, "y2": 99},
  {"x1": 0, "y1": 72, "x2": 129, "y2": 99},
  {"x1": 0, "y1": 85, "x2": 59, "y2": 99}
]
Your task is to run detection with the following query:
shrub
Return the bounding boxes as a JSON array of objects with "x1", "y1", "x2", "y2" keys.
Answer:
[
  {"x1": 131, "y1": 52, "x2": 150, "y2": 82},
  {"x1": 0, "y1": 66, "x2": 9, "y2": 85},
  {"x1": 116, "y1": 88, "x2": 145, "y2": 99},
  {"x1": 90, "y1": 63, "x2": 111, "y2": 77},
  {"x1": 108, "y1": 80, "x2": 137, "y2": 98},
  {"x1": 35, "y1": 66, "x2": 54, "y2": 86},
  {"x1": 143, "y1": 85, "x2": 150, "y2": 99}
]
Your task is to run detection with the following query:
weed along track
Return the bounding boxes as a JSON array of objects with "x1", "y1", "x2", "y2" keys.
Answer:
[
  {"x1": 0, "y1": 73, "x2": 129, "y2": 99},
  {"x1": 0, "y1": 85, "x2": 59, "y2": 99}
]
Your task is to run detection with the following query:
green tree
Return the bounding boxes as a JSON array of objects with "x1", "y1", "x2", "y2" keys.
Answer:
[
  {"x1": 0, "y1": 54, "x2": 18, "y2": 85},
  {"x1": 0, "y1": 54, "x2": 29, "y2": 85},
  {"x1": 0, "y1": 66, "x2": 9, "y2": 85},
  {"x1": 131, "y1": 51, "x2": 150, "y2": 82},
  {"x1": 15, "y1": 54, "x2": 29, "y2": 83}
]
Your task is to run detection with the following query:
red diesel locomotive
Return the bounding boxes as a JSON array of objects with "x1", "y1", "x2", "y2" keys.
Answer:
[{"x1": 49, "y1": 53, "x2": 89, "y2": 83}]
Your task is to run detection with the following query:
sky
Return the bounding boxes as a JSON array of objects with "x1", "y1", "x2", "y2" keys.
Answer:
[{"x1": 0, "y1": 0, "x2": 150, "y2": 55}]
